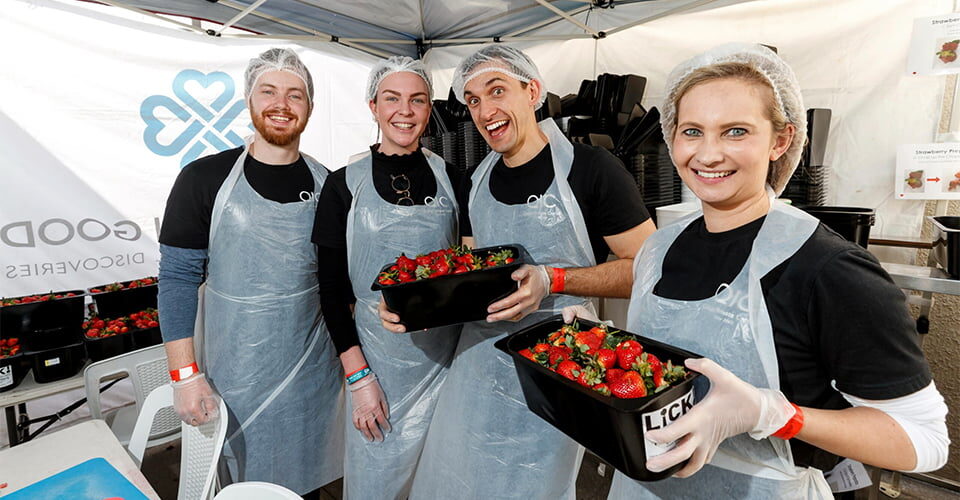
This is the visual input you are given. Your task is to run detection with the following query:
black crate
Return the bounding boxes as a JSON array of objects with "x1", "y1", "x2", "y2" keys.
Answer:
[
  {"x1": 83, "y1": 332, "x2": 133, "y2": 362},
  {"x1": 29, "y1": 342, "x2": 86, "y2": 383},
  {"x1": 931, "y1": 216, "x2": 960, "y2": 279},
  {"x1": 22, "y1": 326, "x2": 83, "y2": 352},
  {"x1": 0, "y1": 290, "x2": 85, "y2": 340},
  {"x1": 800, "y1": 206, "x2": 875, "y2": 249},
  {"x1": 88, "y1": 279, "x2": 158, "y2": 318},
  {"x1": 494, "y1": 315, "x2": 701, "y2": 481},
  {"x1": 371, "y1": 245, "x2": 527, "y2": 331},
  {"x1": 131, "y1": 326, "x2": 163, "y2": 349},
  {"x1": 0, "y1": 352, "x2": 30, "y2": 393}
]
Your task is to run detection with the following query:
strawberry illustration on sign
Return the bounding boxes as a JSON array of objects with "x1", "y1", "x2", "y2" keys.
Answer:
[{"x1": 937, "y1": 40, "x2": 960, "y2": 64}]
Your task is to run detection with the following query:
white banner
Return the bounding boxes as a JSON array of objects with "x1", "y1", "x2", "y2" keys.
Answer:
[{"x1": 0, "y1": 0, "x2": 379, "y2": 298}]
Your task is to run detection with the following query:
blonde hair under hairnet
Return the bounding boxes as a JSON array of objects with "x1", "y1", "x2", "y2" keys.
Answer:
[
  {"x1": 366, "y1": 56, "x2": 434, "y2": 102},
  {"x1": 245, "y1": 48, "x2": 315, "y2": 108},
  {"x1": 661, "y1": 43, "x2": 807, "y2": 195},
  {"x1": 452, "y1": 45, "x2": 547, "y2": 110}
]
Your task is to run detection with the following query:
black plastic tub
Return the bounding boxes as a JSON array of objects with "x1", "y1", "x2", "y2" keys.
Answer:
[
  {"x1": 800, "y1": 206, "x2": 875, "y2": 248},
  {"x1": 89, "y1": 279, "x2": 158, "y2": 318},
  {"x1": 494, "y1": 315, "x2": 701, "y2": 481},
  {"x1": 931, "y1": 216, "x2": 960, "y2": 279},
  {"x1": 131, "y1": 326, "x2": 163, "y2": 349},
  {"x1": 0, "y1": 352, "x2": 30, "y2": 393},
  {"x1": 83, "y1": 332, "x2": 133, "y2": 362},
  {"x1": 22, "y1": 326, "x2": 84, "y2": 353},
  {"x1": 0, "y1": 290, "x2": 85, "y2": 340},
  {"x1": 28, "y1": 342, "x2": 86, "y2": 383},
  {"x1": 371, "y1": 245, "x2": 527, "y2": 331}
]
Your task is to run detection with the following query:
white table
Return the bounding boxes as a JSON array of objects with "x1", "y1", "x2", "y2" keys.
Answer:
[{"x1": 0, "y1": 419, "x2": 160, "y2": 499}]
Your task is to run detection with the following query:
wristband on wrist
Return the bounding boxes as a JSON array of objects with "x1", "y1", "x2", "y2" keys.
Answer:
[
  {"x1": 346, "y1": 367, "x2": 372, "y2": 385},
  {"x1": 345, "y1": 364, "x2": 368, "y2": 379},
  {"x1": 170, "y1": 362, "x2": 199, "y2": 382},
  {"x1": 550, "y1": 267, "x2": 566, "y2": 294},
  {"x1": 772, "y1": 403, "x2": 804, "y2": 440}
]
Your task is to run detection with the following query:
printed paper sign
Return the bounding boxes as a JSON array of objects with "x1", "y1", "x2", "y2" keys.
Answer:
[
  {"x1": 642, "y1": 388, "x2": 695, "y2": 460},
  {"x1": 907, "y1": 14, "x2": 960, "y2": 76},
  {"x1": 896, "y1": 144, "x2": 960, "y2": 200},
  {"x1": 0, "y1": 364, "x2": 12, "y2": 388},
  {"x1": 824, "y1": 458, "x2": 872, "y2": 493}
]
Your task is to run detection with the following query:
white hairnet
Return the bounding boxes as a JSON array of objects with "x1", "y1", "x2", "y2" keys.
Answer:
[
  {"x1": 661, "y1": 43, "x2": 807, "y2": 195},
  {"x1": 366, "y1": 56, "x2": 434, "y2": 102},
  {"x1": 245, "y1": 48, "x2": 315, "y2": 108},
  {"x1": 452, "y1": 45, "x2": 546, "y2": 110}
]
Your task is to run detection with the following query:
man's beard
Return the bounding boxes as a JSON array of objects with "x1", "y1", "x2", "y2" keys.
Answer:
[{"x1": 252, "y1": 110, "x2": 308, "y2": 146}]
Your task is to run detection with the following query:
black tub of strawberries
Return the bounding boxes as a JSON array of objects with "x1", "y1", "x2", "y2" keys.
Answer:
[
  {"x1": 83, "y1": 308, "x2": 161, "y2": 361},
  {"x1": 0, "y1": 338, "x2": 30, "y2": 393},
  {"x1": 494, "y1": 315, "x2": 701, "y2": 481},
  {"x1": 0, "y1": 291, "x2": 85, "y2": 346},
  {"x1": 30, "y1": 342, "x2": 86, "y2": 383},
  {"x1": 88, "y1": 277, "x2": 158, "y2": 319},
  {"x1": 371, "y1": 244, "x2": 526, "y2": 331}
]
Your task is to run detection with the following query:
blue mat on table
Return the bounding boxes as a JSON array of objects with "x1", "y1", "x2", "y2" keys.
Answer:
[{"x1": 5, "y1": 457, "x2": 149, "y2": 500}]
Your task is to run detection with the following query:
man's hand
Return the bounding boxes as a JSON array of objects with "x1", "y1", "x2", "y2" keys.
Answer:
[
  {"x1": 378, "y1": 297, "x2": 406, "y2": 333},
  {"x1": 486, "y1": 264, "x2": 551, "y2": 322},
  {"x1": 172, "y1": 373, "x2": 221, "y2": 426}
]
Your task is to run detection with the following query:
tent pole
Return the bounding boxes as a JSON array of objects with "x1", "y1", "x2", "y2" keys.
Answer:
[
  {"x1": 92, "y1": 0, "x2": 206, "y2": 34},
  {"x1": 605, "y1": 0, "x2": 718, "y2": 36},
  {"x1": 533, "y1": 0, "x2": 600, "y2": 36},
  {"x1": 216, "y1": 0, "x2": 268, "y2": 36},
  {"x1": 426, "y1": 33, "x2": 595, "y2": 44},
  {"x1": 507, "y1": 5, "x2": 592, "y2": 37}
]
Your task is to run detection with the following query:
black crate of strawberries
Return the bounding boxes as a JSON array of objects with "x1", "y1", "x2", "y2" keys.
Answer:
[
  {"x1": 83, "y1": 308, "x2": 162, "y2": 361},
  {"x1": 0, "y1": 337, "x2": 30, "y2": 393},
  {"x1": 0, "y1": 291, "x2": 85, "y2": 350},
  {"x1": 371, "y1": 244, "x2": 526, "y2": 331},
  {"x1": 88, "y1": 277, "x2": 158, "y2": 319},
  {"x1": 495, "y1": 315, "x2": 701, "y2": 481}
]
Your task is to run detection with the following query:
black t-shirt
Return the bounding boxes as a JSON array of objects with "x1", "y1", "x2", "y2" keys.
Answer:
[
  {"x1": 459, "y1": 143, "x2": 650, "y2": 264},
  {"x1": 159, "y1": 147, "x2": 317, "y2": 249},
  {"x1": 653, "y1": 215, "x2": 932, "y2": 471},
  {"x1": 311, "y1": 146, "x2": 463, "y2": 354}
]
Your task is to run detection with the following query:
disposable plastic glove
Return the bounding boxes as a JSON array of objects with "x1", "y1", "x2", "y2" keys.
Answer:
[
  {"x1": 486, "y1": 264, "x2": 551, "y2": 322},
  {"x1": 644, "y1": 358, "x2": 796, "y2": 477},
  {"x1": 561, "y1": 305, "x2": 599, "y2": 324},
  {"x1": 172, "y1": 373, "x2": 221, "y2": 426},
  {"x1": 378, "y1": 297, "x2": 407, "y2": 334},
  {"x1": 350, "y1": 376, "x2": 391, "y2": 442}
]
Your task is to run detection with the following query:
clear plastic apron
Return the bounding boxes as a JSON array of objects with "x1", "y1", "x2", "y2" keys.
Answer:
[
  {"x1": 343, "y1": 149, "x2": 462, "y2": 500},
  {"x1": 204, "y1": 146, "x2": 345, "y2": 494},
  {"x1": 410, "y1": 119, "x2": 597, "y2": 500},
  {"x1": 608, "y1": 201, "x2": 834, "y2": 500}
]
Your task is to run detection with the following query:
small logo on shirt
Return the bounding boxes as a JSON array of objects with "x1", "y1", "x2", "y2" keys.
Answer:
[
  {"x1": 424, "y1": 195, "x2": 451, "y2": 208},
  {"x1": 526, "y1": 194, "x2": 566, "y2": 227},
  {"x1": 300, "y1": 191, "x2": 319, "y2": 202}
]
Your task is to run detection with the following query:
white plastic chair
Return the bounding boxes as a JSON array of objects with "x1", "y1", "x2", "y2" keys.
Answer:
[
  {"x1": 83, "y1": 344, "x2": 181, "y2": 447},
  {"x1": 129, "y1": 384, "x2": 229, "y2": 500},
  {"x1": 213, "y1": 481, "x2": 303, "y2": 500}
]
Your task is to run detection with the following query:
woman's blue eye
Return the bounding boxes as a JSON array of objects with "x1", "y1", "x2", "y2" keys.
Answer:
[
  {"x1": 681, "y1": 128, "x2": 702, "y2": 137},
  {"x1": 727, "y1": 127, "x2": 747, "y2": 137}
]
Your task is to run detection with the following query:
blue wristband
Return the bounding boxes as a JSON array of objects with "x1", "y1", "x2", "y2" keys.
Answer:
[{"x1": 346, "y1": 367, "x2": 371, "y2": 384}]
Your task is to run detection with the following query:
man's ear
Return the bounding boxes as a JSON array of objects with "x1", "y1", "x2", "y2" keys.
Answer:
[{"x1": 527, "y1": 79, "x2": 543, "y2": 107}]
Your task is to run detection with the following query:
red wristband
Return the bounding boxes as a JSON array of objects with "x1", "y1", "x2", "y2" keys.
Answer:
[
  {"x1": 550, "y1": 267, "x2": 566, "y2": 294},
  {"x1": 345, "y1": 364, "x2": 369, "y2": 379},
  {"x1": 772, "y1": 403, "x2": 804, "y2": 440},
  {"x1": 170, "y1": 362, "x2": 199, "y2": 382}
]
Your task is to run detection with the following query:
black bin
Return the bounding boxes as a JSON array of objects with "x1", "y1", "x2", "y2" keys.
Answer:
[
  {"x1": 494, "y1": 315, "x2": 701, "y2": 481},
  {"x1": 89, "y1": 279, "x2": 158, "y2": 318},
  {"x1": 0, "y1": 291, "x2": 85, "y2": 340},
  {"x1": 131, "y1": 326, "x2": 163, "y2": 349},
  {"x1": 84, "y1": 332, "x2": 133, "y2": 362},
  {"x1": 22, "y1": 326, "x2": 83, "y2": 352},
  {"x1": 931, "y1": 216, "x2": 960, "y2": 279},
  {"x1": 0, "y1": 352, "x2": 30, "y2": 393},
  {"x1": 800, "y1": 206, "x2": 875, "y2": 248},
  {"x1": 29, "y1": 342, "x2": 86, "y2": 383},
  {"x1": 372, "y1": 245, "x2": 527, "y2": 331}
]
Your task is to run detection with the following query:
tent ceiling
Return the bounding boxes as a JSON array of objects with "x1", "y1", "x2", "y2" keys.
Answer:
[{"x1": 91, "y1": 0, "x2": 749, "y2": 57}]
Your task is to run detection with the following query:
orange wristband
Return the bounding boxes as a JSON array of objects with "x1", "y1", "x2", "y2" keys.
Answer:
[
  {"x1": 170, "y1": 362, "x2": 199, "y2": 382},
  {"x1": 772, "y1": 403, "x2": 804, "y2": 440},
  {"x1": 550, "y1": 267, "x2": 566, "y2": 294}
]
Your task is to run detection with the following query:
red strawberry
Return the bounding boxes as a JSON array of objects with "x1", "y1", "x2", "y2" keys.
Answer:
[
  {"x1": 415, "y1": 255, "x2": 432, "y2": 267},
  {"x1": 532, "y1": 343, "x2": 550, "y2": 353},
  {"x1": 577, "y1": 365, "x2": 602, "y2": 387},
  {"x1": 519, "y1": 348, "x2": 536, "y2": 361},
  {"x1": 605, "y1": 368, "x2": 626, "y2": 383},
  {"x1": 548, "y1": 345, "x2": 572, "y2": 366},
  {"x1": 596, "y1": 348, "x2": 617, "y2": 369},
  {"x1": 609, "y1": 370, "x2": 647, "y2": 399},
  {"x1": 574, "y1": 330, "x2": 602, "y2": 354},
  {"x1": 644, "y1": 352, "x2": 664, "y2": 388},
  {"x1": 592, "y1": 383, "x2": 611, "y2": 396},
  {"x1": 556, "y1": 360, "x2": 581, "y2": 381},
  {"x1": 397, "y1": 254, "x2": 417, "y2": 272},
  {"x1": 943, "y1": 40, "x2": 959, "y2": 51},
  {"x1": 616, "y1": 340, "x2": 643, "y2": 370}
]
